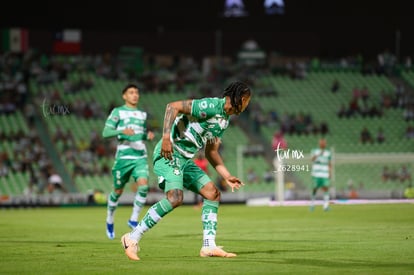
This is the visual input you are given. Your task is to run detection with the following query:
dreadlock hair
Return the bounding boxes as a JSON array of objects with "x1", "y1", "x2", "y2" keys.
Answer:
[{"x1": 222, "y1": 81, "x2": 251, "y2": 113}]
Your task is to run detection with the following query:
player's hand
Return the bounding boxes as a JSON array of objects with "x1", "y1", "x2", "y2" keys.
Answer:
[
  {"x1": 123, "y1": 128, "x2": 135, "y2": 136},
  {"x1": 224, "y1": 176, "x2": 244, "y2": 192},
  {"x1": 161, "y1": 137, "x2": 173, "y2": 160},
  {"x1": 147, "y1": 131, "x2": 155, "y2": 141}
]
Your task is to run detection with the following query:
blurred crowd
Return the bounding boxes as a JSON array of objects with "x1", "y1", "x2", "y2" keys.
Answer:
[{"x1": 1, "y1": 47, "x2": 414, "y2": 196}]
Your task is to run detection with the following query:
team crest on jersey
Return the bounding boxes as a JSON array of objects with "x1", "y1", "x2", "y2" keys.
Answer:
[
  {"x1": 200, "y1": 111, "x2": 207, "y2": 118},
  {"x1": 112, "y1": 116, "x2": 119, "y2": 122},
  {"x1": 173, "y1": 168, "x2": 181, "y2": 175}
]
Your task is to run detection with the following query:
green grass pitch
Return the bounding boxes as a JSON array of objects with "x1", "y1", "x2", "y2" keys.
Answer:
[{"x1": 0, "y1": 203, "x2": 413, "y2": 275}]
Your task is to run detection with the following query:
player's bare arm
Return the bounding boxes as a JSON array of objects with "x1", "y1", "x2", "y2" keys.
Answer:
[
  {"x1": 205, "y1": 138, "x2": 244, "y2": 192},
  {"x1": 161, "y1": 99, "x2": 193, "y2": 159}
]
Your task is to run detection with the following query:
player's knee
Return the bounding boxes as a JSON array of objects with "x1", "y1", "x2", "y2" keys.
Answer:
[
  {"x1": 166, "y1": 189, "x2": 184, "y2": 208},
  {"x1": 211, "y1": 188, "x2": 221, "y2": 201},
  {"x1": 137, "y1": 178, "x2": 148, "y2": 186},
  {"x1": 138, "y1": 184, "x2": 149, "y2": 192},
  {"x1": 200, "y1": 182, "x2": 221, "y2": 201}
]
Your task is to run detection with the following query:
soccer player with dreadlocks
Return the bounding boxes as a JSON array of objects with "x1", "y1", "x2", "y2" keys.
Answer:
[{"x1": 121, "y1": 81, "x2": 252, "y2": 260}]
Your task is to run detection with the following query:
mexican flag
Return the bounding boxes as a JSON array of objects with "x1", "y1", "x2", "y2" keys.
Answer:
[{"x1": 2, "y1": 28, "x2": 29, "y2": 53}]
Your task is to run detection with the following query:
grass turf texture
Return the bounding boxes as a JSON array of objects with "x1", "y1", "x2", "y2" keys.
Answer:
[{"x1": 0, "y1": 203, "x2": 413, "y2": 275}]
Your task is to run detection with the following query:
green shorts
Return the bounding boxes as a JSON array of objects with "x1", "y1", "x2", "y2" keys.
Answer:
[
  {"x1": 112, "y1": 158, "x2": 149, "y2": 189},
  {"x1": 312, "y1": 177, "x2": 330, "y2": 189},
  {"x1": 153, "y1": 141, "x2": 211, "y2": 193}
]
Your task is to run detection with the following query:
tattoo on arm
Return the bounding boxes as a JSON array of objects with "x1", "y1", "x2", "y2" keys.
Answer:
[
  {"x1": 181, "y1": 100, "x2": 192, "y2": 114},
  {"x1": 163, "y1": 100, "x2": 192, "y2": 136},
  {"x1": 163, "y1": 104, "x2": 175, "y2": 136}
]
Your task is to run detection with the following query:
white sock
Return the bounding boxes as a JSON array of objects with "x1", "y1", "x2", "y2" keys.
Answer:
[
  {"x1": 130, "y1": 207, "x2": 161, "y2": 241},
  {"x1": 130, "y1": 223, "x2": 148, "y2": 242},
  {"x1": 106, "y1": 200, "x2": 118, "y2": 224},
  {"x1": 323, "y1": 193, "x2": 330, "y2": 208},
  {"x1": 202, "y1": 210, "x2": 217, "y2": 248},
  {"x1": 130, "y1": 194, "x2": 146, "y2": 221}
]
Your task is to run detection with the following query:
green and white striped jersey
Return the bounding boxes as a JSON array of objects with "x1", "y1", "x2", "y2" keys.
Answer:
[
  {"x1": 171, "y1": 97, "x2": 229, "y2": 158},
  {"x1": 310, "y1": 148, "x2": 332, "y2": 178},
  {"x1": 105, "y1": 105, "x2": 149, "y2": 160}
]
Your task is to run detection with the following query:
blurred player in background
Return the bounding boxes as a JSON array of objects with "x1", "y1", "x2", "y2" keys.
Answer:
[
  {"x1": 310, "y1": 138, "x2": 332, "y2": 211},
  {"x1": 121, "y1": 81, "x2": 251, "y2": 260},
  {"x1": 102, "y1": 84, "x2": 154, "y2": 240}
]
